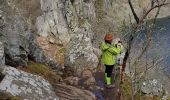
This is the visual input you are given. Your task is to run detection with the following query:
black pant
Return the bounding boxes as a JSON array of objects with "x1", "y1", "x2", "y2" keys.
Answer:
[{"x1": 105, "y1": 65, "x2": 114, "y2": 77}]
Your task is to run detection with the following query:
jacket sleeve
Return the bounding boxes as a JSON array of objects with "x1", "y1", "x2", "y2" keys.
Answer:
[
  {"x1": 108, "y1": 46, "x2": 121, "y2": 55},
  {"x1": 101, "y1": 42, "x2": 109, "y2": 51}
]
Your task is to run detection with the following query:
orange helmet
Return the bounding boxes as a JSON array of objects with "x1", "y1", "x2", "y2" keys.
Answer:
[{"x1": 104, "y1": 33, "x2": 113, "y2": 41}]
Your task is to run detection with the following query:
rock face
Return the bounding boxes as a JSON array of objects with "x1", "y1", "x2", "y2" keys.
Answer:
[
  {"x1": 0, "y1": 66, "x2": 59, "y2": 100},
  {"x1": 0, "y1": 0, "x2": 29, "y2": 67},
  {"x1": 63, "y1": 0, "x2": 99, "y2": 75},
  {"x1": 70, "y1": 0, "x2": 96, "y2": 20},
  {"x1": 0, "y1": 42, "x2": 5, "y2": 65},
  {"x1": 36, "y1": 0, "x2": 70, "y2": 45},
  {"x1": 141, "y1": 79, "x2": 163, "y2": 96},
  {"x1": 64, "y1": 21, "x2": 98, "y2": 75},
  {"x1": 0, "y1": 0, "x2": 60, "y2": 69}
]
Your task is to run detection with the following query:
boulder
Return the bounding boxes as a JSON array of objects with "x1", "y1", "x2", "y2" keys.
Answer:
[
  {"x1": 0, "y1": 66, "x2": 59, "y2": 100},
  {"x1": 28, "y1": 34, "x2": 61, "y2": 70},
  {"x1": 54, "y1": 84, "x2": 96, "y2": 100},
  {"x1": 64, "y1": 69, "x2": 96, "y2": 87},
  {"x1": 0, "y1": 42, "x2": 5, "y2": 65},
  {"x1": 64, "y1": 76, "x2": 80, "y2": 86},
  {"x1": 141, "y1": 79, "x2": 163, "y2": 96},
  {"x1": 0, "y1": 0, "x2": 29, "y2": 67},
  {"x1": 64, "y1": 21, "x2": 98, "y2": 76}
]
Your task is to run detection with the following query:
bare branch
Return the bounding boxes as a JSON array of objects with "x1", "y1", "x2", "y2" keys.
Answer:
[
  {"x1": 140, "y1": 2, "x2": 170, "y2": 23},
  {"x1": 153, "y1": 0, "x2": 167, "y2": 23},
  {"x1": 128, "y1": 0, "x2": 139, "y2": 24}
]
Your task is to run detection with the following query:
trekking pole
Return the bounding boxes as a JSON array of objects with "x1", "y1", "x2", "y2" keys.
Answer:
[{"x1": 113, "y1": 64, "x2": 117, "y2": 83}]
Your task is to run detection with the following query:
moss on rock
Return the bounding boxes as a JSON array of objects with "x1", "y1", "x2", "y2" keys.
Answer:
[
  {"x1": 20, "y1": 61, "x2": 62, "y2": 85},
  {"x1": 0, "y1": 92, "x2": 21, "y2": 100},
  {"x1": 55, "y1": 48, "x2": 66, "y2": 65}
]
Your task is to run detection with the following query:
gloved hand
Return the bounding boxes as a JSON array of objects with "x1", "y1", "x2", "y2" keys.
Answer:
[
  {"x1": 117, "y1": 42, "x2": 122, "y2": 47},
  {"x1": 116, "y1": 41, "x2": 124, "y2": 50},
  {"x1": 115, "y1": 41, "x2": 122, "y2": 47}
]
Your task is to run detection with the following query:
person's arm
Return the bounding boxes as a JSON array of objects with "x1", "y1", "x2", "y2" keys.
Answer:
[
  {"x1": 101, "y1": 42, "x2": 109, "y2": 51},
  {"x1": 107, "y1": 46, "x2": 121, "y2": 55}
]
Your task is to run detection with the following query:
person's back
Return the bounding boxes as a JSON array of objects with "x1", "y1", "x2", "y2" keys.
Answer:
[
  {"x1": 101, "y1": 42, "x2": 121, "y2": 65},
  {"x1": 101, "y1": 33, "x2": 123, "y2": 88}
]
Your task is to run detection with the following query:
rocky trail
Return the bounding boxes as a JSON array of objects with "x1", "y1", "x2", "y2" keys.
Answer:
[{"x1": 94, "y1": 69, "x2": 121, "y2": 100}]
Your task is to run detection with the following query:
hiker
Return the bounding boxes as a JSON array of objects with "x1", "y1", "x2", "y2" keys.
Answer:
[{"x1": 101, "y1": 33, "x2": 123, "y2": 88}]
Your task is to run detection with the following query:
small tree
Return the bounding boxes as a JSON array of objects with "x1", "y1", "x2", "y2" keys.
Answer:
[{"x1": 120, "y1": 0, "x2": 169, "y2": 99}]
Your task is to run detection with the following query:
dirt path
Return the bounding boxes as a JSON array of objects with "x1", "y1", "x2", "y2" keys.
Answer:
[{"x1": 94, "y1": 71, "x2": 120, "y2": 100}]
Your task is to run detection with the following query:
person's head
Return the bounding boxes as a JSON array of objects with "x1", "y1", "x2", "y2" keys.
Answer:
[{"x1": 104, "y1": 33, "x2": 113, "y2": 44}]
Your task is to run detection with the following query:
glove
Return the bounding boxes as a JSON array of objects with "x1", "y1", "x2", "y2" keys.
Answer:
[
  {"x1": 116, "y1": 42, "x2": 124, "y2": 51},
  {"x1": 117, "y1": 42, "x2": 122, "y2": 47}
]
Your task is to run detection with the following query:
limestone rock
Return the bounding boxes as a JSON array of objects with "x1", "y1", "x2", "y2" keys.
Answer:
[
  {"x1": 36, "y1": 0, "x2": 70, "y2": 45},
  {"x1": 0, "y1": 1, "x2": 61, "y2": 69},
  {"x1": 0, "y1": 42, "x2": 5, "y2": 66},
  {"x1": 0, "y1": 0, "x2": 29, "y2": 67},
  {"x1": 64, "y1": 21, "x2": 98, "y2": 76},
  {"x1": 82, "y1": 69, "x2": 93, "y2": 78},
  {"x1": 54, "y1": 84, "x2": 96, "y2": 100},
  {"x1": 0, "y1": 66, "x2": 59, "y2": 100},
  {"x1": 64, "y1": 70, "x2": 96, "y2": 87},
  {"x1": 73, "y1": 0, "x2": 96, "y2": 20},
  {"x1": 141, "y1": 79, "x2": 163, "y2": 96},
  {"x1": 64, "y1": 0, "x2": 79, "y2": 31},
  {"x1": 0, "y1": 1, "x2": 34, "y2": 67},
  {"x1": 64, "y1": 76, "x2": 80, "y2": 86}
]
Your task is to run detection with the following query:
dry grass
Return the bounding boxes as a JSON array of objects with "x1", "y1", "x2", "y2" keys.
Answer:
[
  {"x1": 120, "y1": 75, "x2": 167, "y2": 100},
  {"x1": 55, "y1": 48, "x2": 66, "y2": 65},
  {"x1": 120, "y1": 75, "x2": 133, "y2": 100}
]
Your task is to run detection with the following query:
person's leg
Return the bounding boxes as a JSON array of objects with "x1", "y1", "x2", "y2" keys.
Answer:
[
  {"x1": 105, "y1": 65, "x2": 114, "y2": 85},
  {"x1": 105, "y1": 65, "x2": 109, "y2": 84}
]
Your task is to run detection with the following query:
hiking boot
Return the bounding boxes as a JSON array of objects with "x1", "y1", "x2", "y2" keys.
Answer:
[{"x1": 105, "y1": 84, "x2": 115, "y2": 88}]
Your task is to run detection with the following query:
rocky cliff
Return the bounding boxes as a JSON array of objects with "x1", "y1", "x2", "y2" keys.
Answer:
[
  {"x1": 1, "y1": 0, "x2": 170, "y2": 73},
  {"x1": 0, "y1": 0, "x2": 170, "y2": 99}
]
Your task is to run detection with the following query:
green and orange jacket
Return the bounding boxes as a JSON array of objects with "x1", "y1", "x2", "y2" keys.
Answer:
[{"x1": 101, "y1": 42, "x2": 122, "y2": 65}]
